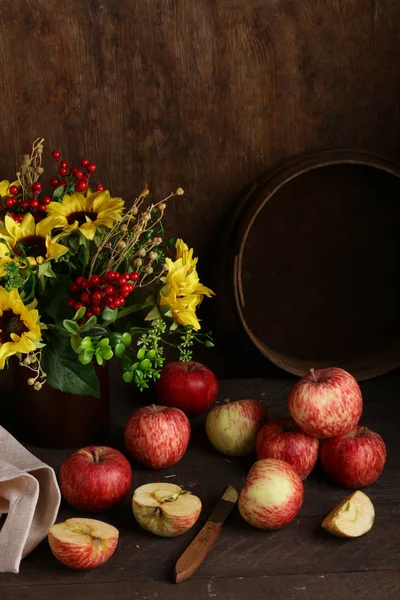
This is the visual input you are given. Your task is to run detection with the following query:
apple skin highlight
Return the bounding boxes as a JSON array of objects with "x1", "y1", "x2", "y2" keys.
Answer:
[{"x1": 206, "y1": 398, "x2": 267, "y2": 457}]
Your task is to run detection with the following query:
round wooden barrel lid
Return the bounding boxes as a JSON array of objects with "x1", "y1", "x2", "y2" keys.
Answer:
[{"x1": 230, "y1": 149, "x2": 400, "y2": 381}]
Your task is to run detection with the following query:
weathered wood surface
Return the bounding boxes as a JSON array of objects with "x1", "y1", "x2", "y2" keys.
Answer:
[
  {"x1": 0, "y1": 0, "x2": 400, "y2": 378},
  {"x1": 1, "y1": 373, "x2": 399, "y2": 598}
]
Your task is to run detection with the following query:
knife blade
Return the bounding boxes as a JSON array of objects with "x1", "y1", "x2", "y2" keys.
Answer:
[{"x1": 174, "y1": 485, "x2": 238, "y2": 584}]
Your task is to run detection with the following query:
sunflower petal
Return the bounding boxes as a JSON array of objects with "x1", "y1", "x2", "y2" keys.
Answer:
[{"x1": 36, "y1": 214, "x2": 66, "y2": 238}]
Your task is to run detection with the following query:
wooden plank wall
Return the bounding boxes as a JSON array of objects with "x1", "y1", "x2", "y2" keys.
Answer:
[{"x1": 0, "y1": 0, "x2": 399, "y2": 378}]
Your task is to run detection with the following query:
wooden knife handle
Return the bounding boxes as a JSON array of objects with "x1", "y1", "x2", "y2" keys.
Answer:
[{"x1": 174, "y1": 521, "x2": 222, "y2": 584}]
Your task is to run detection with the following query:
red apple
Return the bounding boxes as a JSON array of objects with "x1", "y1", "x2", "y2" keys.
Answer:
[
  {"x1": 206, "y1": 398, "x2": 267, "y2": 456},
  {"x1": 155, "y1": 361, "x2": 218, "y2": 416},
  {"x1": 256, "y1": 417, "x2": 319, "y2": 479},
  {"x1": 59, "y1": 446, "x2": 132, "y2": 512},
  {"x1": 48, "y1": 518, "x2": 119, "y2": 570},
  {"x1": 320, "y1": 426, "x2": 386, "y2": 488},
  {"x1": 288, "y1": 367, "x2": 362, "y2": 438},
  {"x1": 238, "y1": 458, "x2": 304, "y2": 529},
  {"x1": 124, "y1": 404, "x2": 190, "y2": 469}
]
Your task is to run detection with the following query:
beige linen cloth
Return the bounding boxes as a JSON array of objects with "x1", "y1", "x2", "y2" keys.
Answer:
[{"x1": 0, "y1": 425, "x2": 61, "y2": 573}]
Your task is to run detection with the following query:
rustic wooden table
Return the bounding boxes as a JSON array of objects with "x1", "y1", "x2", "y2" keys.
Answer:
[{"x1": 1, "y1": 373, "x2": 399, "y2": 599}]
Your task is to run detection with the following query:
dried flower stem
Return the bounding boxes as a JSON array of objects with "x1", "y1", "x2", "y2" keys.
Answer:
[
  {"x1": 17, "y1": 137, "x2": 45, "y2": 200},
  {"x1": 89, "y1": 188, "x2": 183, "y2": 277},
  {"x1": 19, "y1": 348, "x2": 46, "y2": 390}
]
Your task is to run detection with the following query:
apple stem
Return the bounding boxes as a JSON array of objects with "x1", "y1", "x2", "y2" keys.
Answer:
[
  {"x1": 309, "y1": 368, "x2": 318, "y2": 383},
  {"x1": 93, "y1": 448, "x2": 100, "y2": 463},
  {"x1": 223, "y1": 398, "x2": 231, "y2": 404}
]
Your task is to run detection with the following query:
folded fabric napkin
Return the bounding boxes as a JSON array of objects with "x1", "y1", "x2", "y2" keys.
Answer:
[{"x1": 0, "y1": 425, "x2": 61, "y2": 573}]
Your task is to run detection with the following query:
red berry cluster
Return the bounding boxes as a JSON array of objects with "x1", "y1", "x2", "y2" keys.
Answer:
[
  {"x1": 50, "y1": 150, "x2": 104, "y2": 193},
  {"x1": 0, "y1": 181, "x2": 51, "y2": 223},
  {"x1": 67, "y1": 271, "x2": 139, "y2": 320}
]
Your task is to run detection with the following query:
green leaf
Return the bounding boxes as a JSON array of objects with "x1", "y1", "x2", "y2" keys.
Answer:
[
  {"x1": 145, "y1": 305, "x2": 162, "y2": 321},
  {"x1": 143, "y1": 293, "x2": 156, "y2": 308},
  {"x1": 123, "y1": 371, "x2": 133, "y2": 383},
  {"x1": 63, "y1": 319, "x2": 80, "y2": 335},
  {"x1": 167, "y1": 237, "x2": 175, "y2": 247},
  {"x1": 84, "y1": 326, "x2": 108, "y2": 337},
  {"x1": 70, "y1": 334, "x2": 82, "y2": 353},
  {"x1": 68, "y1": 235, "x2": 80, "y2": 253},
  {"x1": 137, "y1": 348, "x2": 146, "y2": 360},
  {"x1": 42, "y1": 335, "x2": 100, "y2": 397},
  {"x1": 101, "y1": 307, "x2": 118, "y2": 323},
  {"x1": 184, "y1": 324, "x2": 194, "y2": 331},
  {"x1": 85, "y1": 316, "x2": 97, "y2": 327},
  {"x1": 139, "y1": 358, "x2": 151, "y2": 370},
  {"x1": 74, "y1": 306, "x2": 86, "y2": 320},
  {"x1": 204, "y1": 340, "x2": 215, "y2": 347},
  {"x1": 38, "y1": 262, "x2": 56, "y2": 279},
  {"x1": 53, "y1": 185, "x2": 65, "y2": 201},
  {"x1": 42, "y1": 280, "x2": 70, "y2": 322},
  {"x1": 159, "y1": 304, "x2": 173, "y2": 318}
]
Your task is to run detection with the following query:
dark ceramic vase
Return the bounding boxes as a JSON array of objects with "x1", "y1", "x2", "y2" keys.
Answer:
[{"x1": 12, "y1": 363, "x2": 110, "y2": 449}]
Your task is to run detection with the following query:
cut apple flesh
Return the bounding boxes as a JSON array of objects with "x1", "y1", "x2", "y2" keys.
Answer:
[
  {"x1": 133, "y1": 482, "x2": 201, "y2": 516},
  {"x1": 49, "y1": 518, "x2": 119, "y2": 546},
  {"x1": 322, "y1": 491, "x2": 375, "y2": 538}
]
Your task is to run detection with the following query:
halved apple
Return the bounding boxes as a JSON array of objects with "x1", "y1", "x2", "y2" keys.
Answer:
[
  {"x1": 322, "y1": 491, "x2": 375, "y2": 538},
  {"x1": 48, "y1": 517, "x2": 119, "y2": 570},
  {"x1": 132, "y1": 482, "x2": 202, "y2": 537}
]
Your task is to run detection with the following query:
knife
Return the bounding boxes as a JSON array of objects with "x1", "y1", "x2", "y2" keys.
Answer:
[{"x1": 174, "y1": 485, "x2": 238, "y2": 584}]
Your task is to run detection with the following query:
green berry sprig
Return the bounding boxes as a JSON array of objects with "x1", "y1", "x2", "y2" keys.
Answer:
[{"x1": 77, "y1": 336, "x2": 114, "y2": 366}]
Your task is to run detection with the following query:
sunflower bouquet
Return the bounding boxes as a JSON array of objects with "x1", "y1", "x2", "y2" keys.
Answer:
[{"x1": 0, "y1": 138, "x2": 214, "y2": 397}]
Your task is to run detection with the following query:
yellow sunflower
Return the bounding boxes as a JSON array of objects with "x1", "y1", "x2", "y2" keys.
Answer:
[
  {"x1": 0, "y1": 213, "x2": 68, "y2": 271},
  {"x1": 0, "y1": 287, "x2": 42, "y2": 369},
  {"x1": 42, "y1": 189, "x2": 124, "y2": 240},
  {"x1": 159, "y1": 239, "x2": 214, "y2": 330}
]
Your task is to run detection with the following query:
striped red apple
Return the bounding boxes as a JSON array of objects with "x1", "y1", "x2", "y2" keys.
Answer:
[
  {"x1": 256, "y1": 417, "x2": 319, "y2": 479},
  {"x1": 59, "y1": 446, "x2": 132, "y2": 511},
  {"x1": 238, "y1": 458, "x2": 304, "y2": 529},
  {"x1": 320, "y1": 426, "x2": 386, "y2": 488},
  {"x1": 288, "y1": 367, "x2": 362, "y2": 438},
  {"x1": 124, "y1": 405, "x2": 190, "y2": 469}
]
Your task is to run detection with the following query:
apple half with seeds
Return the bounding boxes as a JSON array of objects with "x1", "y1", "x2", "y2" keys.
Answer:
[
  {"x1": 132, "y1": 482, "x2": 202, "y2": 537},
  {"x1": 48, "y1": 517, "x2": 119, "y2": 570},
  {"x1": 322, "y1": 491, "x2": 375, "y2": 538}
]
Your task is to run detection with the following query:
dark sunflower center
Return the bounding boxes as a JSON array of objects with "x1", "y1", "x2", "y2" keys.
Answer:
[
  {"x1": 67, "y1": 211, "x2": 97, "y2": 226},
  {"x1": 14, "y1": 235, "x2": 47, "y2": 258},
  {"x1": 0, "y1": 310, "x2": 28, "y2": 344}
]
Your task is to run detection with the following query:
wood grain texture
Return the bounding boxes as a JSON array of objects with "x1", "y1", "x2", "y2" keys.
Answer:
[
  {"x1": 2, "y1": 572, "x2": 400, "y2": 600},
  {"x1": 0, "y1": 372, "x2": 399, "y2": 598},
  {"x1": 0, "y1": 1, "x2": 400, "y2": 378}
]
